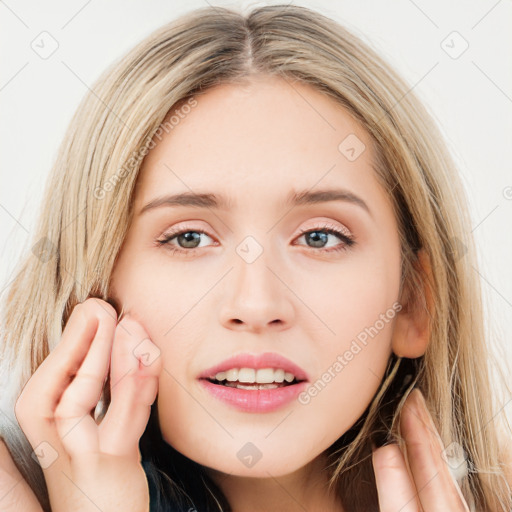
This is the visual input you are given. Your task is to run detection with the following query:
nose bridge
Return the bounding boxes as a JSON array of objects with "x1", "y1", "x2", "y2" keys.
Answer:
[
  {"x1": 218, "y1": 230, "x2": 294, "y2": 330},
  {"x1": 232, "y1": 232, "x2": 280, "y2": 299}
]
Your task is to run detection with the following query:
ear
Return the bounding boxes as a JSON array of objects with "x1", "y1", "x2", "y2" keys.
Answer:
[{"x1": 392, "y1": 248, "x2": 434, "y2": 358}]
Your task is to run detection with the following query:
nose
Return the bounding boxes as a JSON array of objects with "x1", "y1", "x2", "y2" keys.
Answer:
[{"x1": 218, "y1": 247, "x2": 295, "y2": 333}]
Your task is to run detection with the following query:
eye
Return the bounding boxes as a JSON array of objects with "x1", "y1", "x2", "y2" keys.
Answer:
[
  {"x1": 294, "y1": 223, "x2": 356, "y2": 254},
  {"x1": 156, "y1": 222, "x2": 356, "y2": 256},
  {"x1": 156, "y1": 225, "x2": 216, "y2": 255}
]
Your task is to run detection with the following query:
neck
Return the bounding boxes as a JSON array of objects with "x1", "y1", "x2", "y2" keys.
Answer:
[{"x1": 204, "y1": 452, "x2": 344, "y2": 512}]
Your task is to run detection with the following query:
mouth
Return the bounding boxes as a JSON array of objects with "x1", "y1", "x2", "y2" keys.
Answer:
[
  {"x1": 201, "y1": 372, "x2": 305, "y2": 390},
  {"x1": 198, "y1": 375, "x2": 308, "y2": 413},
  {"x1": 197, "y1": 355, "x2": 309, "y2": 413},
  {"x1": 198, "y1": 352, "x2": 310, "y2": 383}
]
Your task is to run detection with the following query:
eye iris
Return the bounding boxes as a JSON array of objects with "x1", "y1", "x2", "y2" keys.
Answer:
[
  {"x1": 306, "y1": 231, "x2": 328, "y2": 248},
  {"x1": 178, "y1": 232, "x2": 201, "y2": 248}
]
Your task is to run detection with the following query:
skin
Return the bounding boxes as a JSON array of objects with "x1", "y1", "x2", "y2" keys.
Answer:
[
  {"x1": 13, "y1": 300, "x2": 161, "y2": 512},
  {"x1": 107, "y1": 74, "x2": 462, "y2": 510},
  {"x1": 6, "y1": 73, "x2": 470, "y2": 512},
  {"x1": 110, "y1": 74, "x2": 404, "y2": 509}
]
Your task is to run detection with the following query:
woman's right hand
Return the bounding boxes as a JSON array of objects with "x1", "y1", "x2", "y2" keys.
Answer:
[{"x1": 14, "y1": 297, "x2": 162, "y2": 512}]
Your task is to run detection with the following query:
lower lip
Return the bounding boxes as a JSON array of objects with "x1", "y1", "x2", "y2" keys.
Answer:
[{"x1": 199, "y1": 379, "x2": 308, "y2": 413}]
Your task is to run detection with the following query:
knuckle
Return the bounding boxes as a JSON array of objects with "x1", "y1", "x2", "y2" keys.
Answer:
[
  {"x1": 91, "y1": 298, "x2": 117, "y2": 320},
  {"x1": 54, "y1": 399, "x2": 77, "y2": 422},
  {"x1": 14, "y1": 392, "x2": 43, "y2": 430},
  {"x1": 374, "y1": 444, "x2": 403, "y2": 471},
  {"x1": 77, "y1": 298, "x2": 117, "y2": 324},
  {"x1": 53, "y1": 403, "x2": 65, "y2": 421},
  {"x1": 14, "y1": 390, "x2": 30, "y2": 425},
  {"x1": 13, "y1": 397, "x2": 25, "y2": 425}
]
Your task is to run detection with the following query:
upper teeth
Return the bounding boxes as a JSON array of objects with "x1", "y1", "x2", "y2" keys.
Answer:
[{"x1": 213, "y1": 368, "x2": 296, "y2": 384}]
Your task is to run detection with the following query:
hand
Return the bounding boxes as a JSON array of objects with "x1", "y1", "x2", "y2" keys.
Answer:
[
  {"x1": 14, "y1": 298, "x2": 162, "y2": 512},
  {"x1": 372, "y1": 388, "x2": 470, "y2": 511},
  {"x1": 0, "y1": 438, "x2": 44, "y2": 511}
]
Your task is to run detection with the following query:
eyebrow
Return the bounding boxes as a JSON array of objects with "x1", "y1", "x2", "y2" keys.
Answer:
[{"x1": 138, "y1": 188, "x2": 372, "y2": 217}]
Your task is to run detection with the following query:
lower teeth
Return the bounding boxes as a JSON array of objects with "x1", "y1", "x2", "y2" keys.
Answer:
[{"x1": 220, "y1": 381, "x2": 287, "y2": 390}]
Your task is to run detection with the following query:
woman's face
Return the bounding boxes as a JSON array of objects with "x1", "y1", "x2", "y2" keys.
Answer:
[{"x1": 109, "y1": 74, "x2": 402, "y2": 478}]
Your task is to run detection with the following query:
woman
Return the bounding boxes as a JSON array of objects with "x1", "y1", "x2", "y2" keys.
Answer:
[{"x1": 1, "y1": 4, "x2": 510, "y2": 511}]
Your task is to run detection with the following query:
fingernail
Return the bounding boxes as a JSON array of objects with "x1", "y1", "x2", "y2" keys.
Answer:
[
  {"x1": 411, "y1": 389, "x2": 446, "y2": 448},
  {"x1": 413, "y1": 389, "x2": 435, "y2": 429},
  {"x1": 411, "y1": 393, "x2": 467, "y2": 491}
]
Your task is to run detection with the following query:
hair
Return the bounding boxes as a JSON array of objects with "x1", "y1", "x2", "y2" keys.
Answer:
[{"x1": 1, "y1": 4, "x2": 511, "y2": 512}]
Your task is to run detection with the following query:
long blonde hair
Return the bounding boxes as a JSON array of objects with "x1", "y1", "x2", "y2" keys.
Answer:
[{"x1": 1, "y1": 4, "x2": 510, "y2": 511}]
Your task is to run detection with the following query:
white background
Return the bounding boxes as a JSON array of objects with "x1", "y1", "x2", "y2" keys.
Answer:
[{"x1": 1, "y1": 1, "x2": 511, "y2": 418}]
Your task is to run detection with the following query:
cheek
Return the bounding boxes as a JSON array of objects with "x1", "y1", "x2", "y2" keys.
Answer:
[
  {"x1": 293, "y1": 248, "x2": 400, "y2": 353},
  {"x1": 299, "y1": 318, "x2": 395, "y2": 427},
  {"x1": 156, "y1": 370, "x2": 193, "y2": 445},
  {"x1": 116, "y1": 263, "x2": 210, "y2": 340},
  {"x1": 293, "y1": 251, "x2": 399, "y2": 421}
]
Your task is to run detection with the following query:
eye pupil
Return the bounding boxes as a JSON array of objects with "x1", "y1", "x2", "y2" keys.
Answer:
[
  {"x1": 178, "y1": 232, "x2": 201, "y2": 248},
  {"x1": 306, "y1": 231, "x2": 328, "y2": 248}
]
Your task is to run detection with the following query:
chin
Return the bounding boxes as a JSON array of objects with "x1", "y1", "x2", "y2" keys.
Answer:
[
  {"x1": 160, "y1": 423, "x2": 319, "y2": 478},
  {"x1": 210, "y1": 440, "x2": 314, "y2": 477},
  {"x1": 202, "y1": 458, "x2": 305, "y2": 479}
]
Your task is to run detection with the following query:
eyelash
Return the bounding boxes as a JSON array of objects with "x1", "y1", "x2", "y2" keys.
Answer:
[{"x1": 156, "y1": 223, "x2": 356, "y2": 256}]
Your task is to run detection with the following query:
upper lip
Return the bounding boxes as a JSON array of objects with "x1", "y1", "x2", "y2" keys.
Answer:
[{"x1": 198, "y1": 351, "x2": 310, "y2": 382}]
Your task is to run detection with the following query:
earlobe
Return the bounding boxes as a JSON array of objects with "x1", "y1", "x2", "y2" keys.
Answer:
[{"x1": 392, "y1": 248, "x2": 434, "y2": 359}]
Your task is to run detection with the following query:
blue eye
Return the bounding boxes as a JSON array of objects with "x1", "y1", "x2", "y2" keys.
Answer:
[
  {"x1": 156, "y1": 224, "x2": 355, "y2": 255},
  {"x1": 156, "y1": 227, "x2": 214, "y2": 254},
  {"x1": 295, "y1": 226, "x2": 355, "y2": 253}
]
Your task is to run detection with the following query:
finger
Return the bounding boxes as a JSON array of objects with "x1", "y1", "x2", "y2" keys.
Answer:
[
  {"x1": 14, "y1": 303, "x2": 98, "y2": 473},
  {"x1": 14, "y1": 299, "x2": 117, "y2": 470},
  {"x1": 54, "y1": 301, "x2": 118, "y2": 455},
  {"x1": 0, "y1": 439, "x2": 44, "y2": 511},
  {"x1": 15, "y1": 299, "x2": 116, "y2": 421},
  {"x1": 372, "y1": 443, "x2": 421, "y2": 512},
  {"x1": 98, "y1": 315, "x2": 161, "y2": 458},
  {"x1": 15, "y1": 302, "x2": 97, "y2": 432},
  {"x1": 400, "y1": 389, "x2": 470, "y2": 511}
]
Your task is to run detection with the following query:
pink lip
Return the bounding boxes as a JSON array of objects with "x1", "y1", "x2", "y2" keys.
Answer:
[
  {"x1": 199, "y1": 379, "x2": 308, "y2": 413},
  {"x1": 198, "y1": 351, "x2": 310, "y2": 381}
]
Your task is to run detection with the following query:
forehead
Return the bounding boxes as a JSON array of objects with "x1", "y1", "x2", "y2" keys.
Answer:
[{"x1": 135, "y1": 75, "x2": 385, "y2": 213}]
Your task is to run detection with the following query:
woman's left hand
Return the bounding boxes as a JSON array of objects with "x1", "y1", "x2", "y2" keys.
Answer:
[{"x1": 372, "y1": 388, "x2": 470, "y2": 511}]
